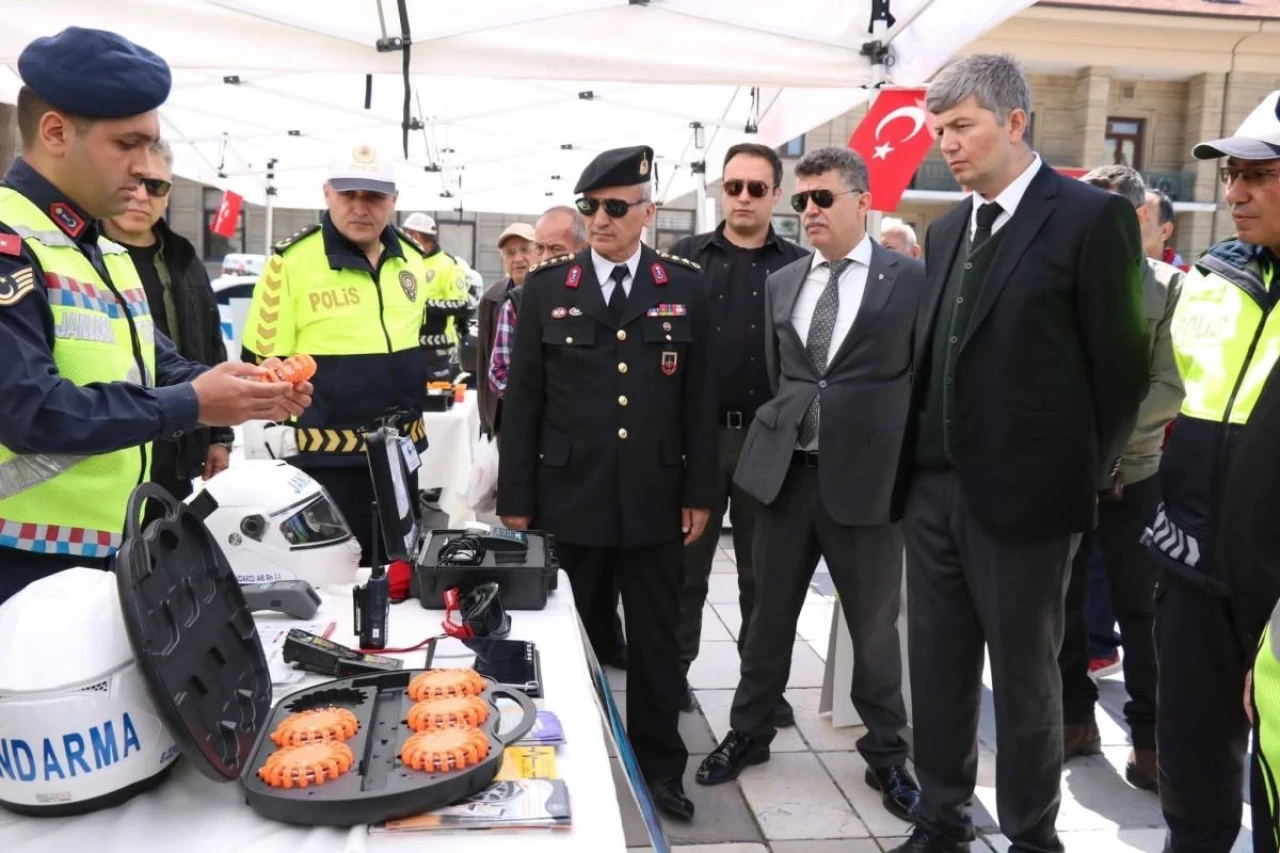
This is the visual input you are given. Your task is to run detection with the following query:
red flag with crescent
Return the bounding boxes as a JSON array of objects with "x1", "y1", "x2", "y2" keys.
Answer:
[
  {"x1": 209, "y1": 190, "x2": 243, "y2": 239},
  {"x1": 847, "y1": 88, "x2": 934, "y2": 212}
]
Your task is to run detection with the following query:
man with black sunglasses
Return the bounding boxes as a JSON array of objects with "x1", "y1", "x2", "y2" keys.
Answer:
[
  {"x1": 498, "y1": 145, "x2": 717, "y2": 821},
  {"x1": 103, "y1": 138, "x2": 234, "y2": 521},
  {"x1": 666, "y1": 143, "x2": 807, "y2": 718},
  {"x1": 697, "y1": 146, "x2": 924, "y2": 825}
]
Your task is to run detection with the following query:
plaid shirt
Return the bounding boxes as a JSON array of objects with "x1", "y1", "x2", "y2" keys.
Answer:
[{"x1": 487, "y1": 297, "x2": 517, "y2": 397}]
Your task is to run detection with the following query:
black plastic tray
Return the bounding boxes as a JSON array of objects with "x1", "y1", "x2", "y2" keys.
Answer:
[{"x1": 240, "y1": 670, "x2": 537, "y2": 826}]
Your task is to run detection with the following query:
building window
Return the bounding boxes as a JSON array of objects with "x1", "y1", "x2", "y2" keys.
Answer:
[
  {"x1": 778, "y1": 136, "x2": 805, "y2": 159},
  {"x1": 771, "y1": 214, "x2": 801, "y2": 242},
  {"x1": 1104, "y1": 117, "x2": 1145, "y2": 170},
  {"x1": 654, "y1": 209, "x2": 695, "y2": 251},
  {"x1": 203, "y1": 187, "x2": 245, "y2": 262}
]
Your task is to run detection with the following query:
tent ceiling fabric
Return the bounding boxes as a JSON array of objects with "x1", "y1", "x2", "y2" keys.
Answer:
[{"x1": 0, "y1": 0, "x2": 1034, "y2": 214}]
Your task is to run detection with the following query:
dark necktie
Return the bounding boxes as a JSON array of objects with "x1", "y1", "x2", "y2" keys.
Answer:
[
  {"x1": 798, "y1": 257, "x2": 853, "y2": 447},
  {"x1": 608, "y1": 265, "x2": 628, "y2": 321},
  {"x1": 972, "y1": 201, "x2": 1002, "y2": 251}
]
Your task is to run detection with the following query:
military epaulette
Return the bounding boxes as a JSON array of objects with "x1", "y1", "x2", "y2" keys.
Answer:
[
  {"x1": 658, "y1": 251, "x2": 701, "y2": 272},
  {"x1": 393, "y1": 226, "x2": 430, "y2": 257},
  {"x1": 272, "y1": 224, "x2": 320, "y2": 254},
  {"x1": 528, "y1": 254, "x2": 574, "y2": 275}
]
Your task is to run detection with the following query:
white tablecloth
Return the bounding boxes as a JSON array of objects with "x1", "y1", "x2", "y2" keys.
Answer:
[
  {"x1": 0, "y1": 572, "x2": 627, "y2": 853},
  {"x1": 418, "y1": 391, "x2": 481, "y2": 527}
]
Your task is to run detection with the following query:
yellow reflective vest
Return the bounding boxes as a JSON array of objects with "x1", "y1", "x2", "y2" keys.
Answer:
[
  {"x1": 0, "y1": 188, "x2": 156, "y2": 558},
  {"x1": 421, "y1": 249, "x2": 469, "y2": 346},
  {"x1": 1253, "y1": 607, "x2": 1280, "y2": 849},
  {"x1": 241, "y1": 218, "x2": 429, "y2": 464},
  {"x1": 1147, "y1": 240, "x2": 1278, "y2": 590}
]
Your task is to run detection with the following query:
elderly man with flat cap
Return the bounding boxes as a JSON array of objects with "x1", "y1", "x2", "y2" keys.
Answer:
[
  {"x1": 497, "y1": 145, "x2": 717, "y2": 820},
  {"x1": 0, "y1": 27, "x2": 312, "y2": 604}
]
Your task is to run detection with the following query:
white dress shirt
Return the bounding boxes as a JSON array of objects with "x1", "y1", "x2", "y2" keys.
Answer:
[
  {"x1": 791, "y1": 234, "x2": 874, "y2": 360},
  {"x1": 968, "y1": 153, "x2": 1042, "y2": 241},
  {"x1": 592, "y1": 246, "x2": 642, "y2": 302}
]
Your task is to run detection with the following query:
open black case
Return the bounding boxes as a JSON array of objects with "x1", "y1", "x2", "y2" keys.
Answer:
[
  {"x1": 113, "y1": 485, "x2": 536, "y2": 827},
  {"x1": 363, "y1": 427, "x2": 559, "y2": 611}
]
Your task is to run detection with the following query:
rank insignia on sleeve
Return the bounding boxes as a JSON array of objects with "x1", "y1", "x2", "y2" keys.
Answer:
[
  {"x1": 0, "y1": 266, "x2": 37, "y2": 307},
  {"x1": 661, "y1": 351, "x2": 678, "y2": 376},
  {"x1": 566, "y1": 265, "x2": 582, "y2": 289},
  {"x1": 651, "y1": 262, "x2": 668, "y2": 285}
]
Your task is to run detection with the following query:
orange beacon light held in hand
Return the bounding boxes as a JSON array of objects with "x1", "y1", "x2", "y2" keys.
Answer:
[{"x1": 257, "y1": 354, "x2": 317, "y2": 385}]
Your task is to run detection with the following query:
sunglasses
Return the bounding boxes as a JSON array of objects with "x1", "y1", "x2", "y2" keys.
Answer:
[
  {"x1": 723, "y1": 179, "x2": 773, "y2": 199},
  {"x1": 575, "y1": 196, "x2": 646, "y2": 218},
  {"x1": 790, "y1": 188, "x2": 860, "y2": 213},
  {"x1": 140, "y1": 177, "x2": 172, "y2": 198}
]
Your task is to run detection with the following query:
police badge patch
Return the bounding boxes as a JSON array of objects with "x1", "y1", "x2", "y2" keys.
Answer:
[
  {"x1": 425, "y1": 269, "x2": 436, "y2": 283},
  {"x1": 399, "y1": 270, "x2": 418, "y2": 301}
]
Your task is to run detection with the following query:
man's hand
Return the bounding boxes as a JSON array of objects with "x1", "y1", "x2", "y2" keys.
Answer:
[
  {"x1": 683, "y1": 508, "x2": 710, "y2": 545},
  {"x1": 192, "y1": 362, "x2": 308, "y2": 427},
  {"x1": 1246, "y1": 668, "x2": 1255, "y2": 725},
  {"x1": 501, "y1": 516, "x2": 531, "y2": 531},
  {"x1": 203, "y1": 443, "x2": 230, "y2": 480},
  {"x1": 257, "y1": 357, "x2": 315, "y2": 415},
  {"x1": 1100, "y1": 471, "x2": 1125, "y2": 503}
]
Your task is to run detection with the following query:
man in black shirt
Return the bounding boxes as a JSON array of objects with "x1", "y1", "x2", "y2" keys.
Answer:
[
  {"x1": 668, "y1": 143, "x2": 808, "y2": 718},
  {"x1": 102, "y1": 138, "x2": 234, "y2": 517}
]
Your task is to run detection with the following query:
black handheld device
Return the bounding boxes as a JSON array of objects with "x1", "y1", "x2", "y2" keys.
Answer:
[
  {"x1": 281, "y1": 628, "x2": 403, "y2": 676},
  {"x1": 353, "y1": 564, "x2": 390, "y2": 650}
]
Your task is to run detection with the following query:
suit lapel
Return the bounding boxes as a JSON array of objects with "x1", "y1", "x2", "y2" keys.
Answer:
[
  {"x1": 773, "y1": 257, "x2": 813, "y2": 369},
  {"x1": 572, "y1": 251, "x2": 614, "y2": 328},
  {"x1": 961, "y1": 163, "x2": 1058, "y2": 351},
  {"x1": 915, "y1": 202, "x2": 968, "y2": 367},
  {"x1": 827, "y1": 242, "x2": 898, "y2": 369}
]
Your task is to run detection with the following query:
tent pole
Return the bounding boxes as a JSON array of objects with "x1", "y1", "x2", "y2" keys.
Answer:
[
  {"x1": 264, "y1": 158, "x2": 277, "y2": 252},
  {"x1": 865, "y1": 8, "x2": 891, "y2": 243}
]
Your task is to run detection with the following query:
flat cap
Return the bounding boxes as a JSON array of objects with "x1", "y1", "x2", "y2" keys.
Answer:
[
  {"x1": 574, "y1": 146, "x2": 654, "y2": 194},
  {"x1": 497, "y1": 222, "x2": 535, "y2": 247},
  {"x1": 18, "y1": 27, "x2": 172, "y2": 119},
  {"x1": 1193, "y1": 90, "x2": 1280, "y2": 161}
]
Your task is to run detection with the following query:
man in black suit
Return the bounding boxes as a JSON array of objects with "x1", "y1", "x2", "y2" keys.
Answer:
[
  {"x1": 695, "y1": 146, "x2": 923, "y2": 822},
  {"x1": 497, "y1": 145, "x2": 717, "y2": 821},
  {"x1": 891, "y1": 54, "x2": 1149, "y2": 853}
]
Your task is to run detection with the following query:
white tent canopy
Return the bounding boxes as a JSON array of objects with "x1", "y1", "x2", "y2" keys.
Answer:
[{"x1": 0, "y1": 0, "x2": 1034, "y2": 214}]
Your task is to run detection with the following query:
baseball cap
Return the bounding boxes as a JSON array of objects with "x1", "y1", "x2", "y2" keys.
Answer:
[
  {"x1": 1193, "y1": 90, "x2": 1280, "y2": 161},
  {"x1": 328, "y1": 143, "x2": 396, "y2": 194},
  {"x1": 497, "y1": 222, "x2": 535, "y2": 247},
  {"x1": 402, "y1": 212, "x2": 436, "y2": 235}
]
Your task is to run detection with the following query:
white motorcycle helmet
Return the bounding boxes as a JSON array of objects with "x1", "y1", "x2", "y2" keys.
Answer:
[
  {"x1": 0, "y1": 568, "x2": 179, "y2": 815},
  {"x1": 195, "y1": 459, "x2": 361, "y2": 588}
]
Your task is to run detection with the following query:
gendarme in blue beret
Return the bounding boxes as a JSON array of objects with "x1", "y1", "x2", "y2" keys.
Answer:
[
  {"x1": 574, "y1": 145, "x2": 654, "y2": 194},
  {"x1": 18, "y1": 27, "x2": 172, "y2": 119}
]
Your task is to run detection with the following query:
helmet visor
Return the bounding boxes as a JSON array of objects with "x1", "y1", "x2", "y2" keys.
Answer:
[{"x1": 276, "y1": 494, "x2": 353, "y2": 549}]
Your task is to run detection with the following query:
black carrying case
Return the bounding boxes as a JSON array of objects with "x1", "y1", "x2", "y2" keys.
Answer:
[{"x1": 411, "y1": 529, "x2": 559, "y2": 611}]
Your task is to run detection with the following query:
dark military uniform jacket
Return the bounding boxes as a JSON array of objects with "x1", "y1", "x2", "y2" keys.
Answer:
[{"x1": 497, "y1": 244, "x2": 717, "y2": 548}]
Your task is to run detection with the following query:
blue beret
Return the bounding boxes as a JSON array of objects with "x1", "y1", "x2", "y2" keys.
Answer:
[
  {"x1": 575, "y1": 146, "x2": 654, "y2": 194},
  {"x1": 18, "y1": 27, "x2": 171, "y2": 119}
]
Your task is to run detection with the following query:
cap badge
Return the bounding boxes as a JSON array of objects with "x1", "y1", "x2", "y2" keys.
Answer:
[
  {"x1": 639, "y1": 152, "x2": 650, "y2": 177},
  {"x1": 352, "y1": 145, "x2": 376, "y2": 165}
]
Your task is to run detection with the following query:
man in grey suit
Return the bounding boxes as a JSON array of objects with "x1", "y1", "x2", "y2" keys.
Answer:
[{"x1": 695, "y1": 146, "x2": 925, "y2": 823}]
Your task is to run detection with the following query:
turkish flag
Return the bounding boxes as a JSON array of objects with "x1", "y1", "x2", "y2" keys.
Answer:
[
  {"x1": 209, "y1": 190, "x2": 243, "y2": 238},
  {"x1": 847, "y1": 88, "x2": 934, "y2": 211}
]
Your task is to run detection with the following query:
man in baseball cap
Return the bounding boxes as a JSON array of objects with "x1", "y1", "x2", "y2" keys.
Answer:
[
  {"x1": 402, "y1": 212, "x2": 437, "y2": 252},
  {"x1": 1148, "y1": 89, "x2": 1280, "y2": 852}
]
